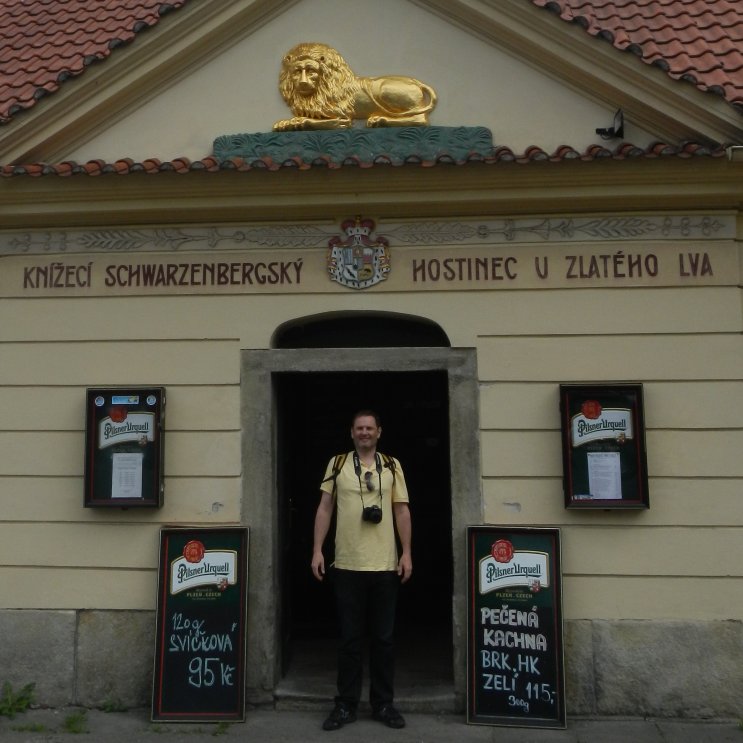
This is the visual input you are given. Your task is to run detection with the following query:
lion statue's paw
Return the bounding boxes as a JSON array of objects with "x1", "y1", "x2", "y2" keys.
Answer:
[
  {"x1": 366, "y1": 115, "x2": 386, "y2": 128},
  {"x1": 273, "y1": 117, "x2": 309, "y2": 132}
]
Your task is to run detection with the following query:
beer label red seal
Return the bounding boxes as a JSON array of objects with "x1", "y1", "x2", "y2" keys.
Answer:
[
  {"x1": 183, "y1": 540, "x2": 205, "y2": 563},
  {"x1": 491, "y1": 539, "x2": 514, "y2": 564},
  {"x1": 581, "y1": 399, "x2": 602, "y2": 419},
  {"x1": 108, "y1": 406, "x2": 128, "y2": 423}
]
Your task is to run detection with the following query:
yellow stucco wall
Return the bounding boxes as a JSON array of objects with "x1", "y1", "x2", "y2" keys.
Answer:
[{"x1": 1, "y1": 221, "x2": 741, "y2": 619}]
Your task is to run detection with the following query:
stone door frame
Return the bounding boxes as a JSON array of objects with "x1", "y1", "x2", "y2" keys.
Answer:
[{"x1": 240, "y1": 347, "x2": 481, "y2": 707}]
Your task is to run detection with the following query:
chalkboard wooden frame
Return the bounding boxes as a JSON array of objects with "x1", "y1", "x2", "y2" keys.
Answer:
[
  {"x1": 467, "y1": 526, "x2": 565, "y2": 728},
  {"x1": 560, "y1": 383, "x2": 649, "y2": 509},
  {"x1": 152, "y1": 527, "x2": 249, "y2": 722}
]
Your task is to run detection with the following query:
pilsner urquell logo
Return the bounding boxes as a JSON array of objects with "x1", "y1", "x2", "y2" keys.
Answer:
[
  {"x1": 571, "y1": 399, "x2": 632, "y2": 447},
  {"x1": 170, "y1": 541, "x2": 237, "y2": 595},
  {"x1": 479, "y1": 540, "x2": 549, "y2": 595},
  {"x1": 98, "y1": 408, "x2": 155, "y2": 449}
]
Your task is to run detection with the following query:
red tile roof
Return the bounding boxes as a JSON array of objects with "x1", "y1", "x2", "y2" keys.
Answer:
[
  {"x1": 0, "y1": 0, "x2": 189, "y2": 123},
  {"x1": 0, "y1": 141, "x2": 727, "y2": 177},
  {"x1": 533, "y1": 0, "x2": 743, "y2": 109}
]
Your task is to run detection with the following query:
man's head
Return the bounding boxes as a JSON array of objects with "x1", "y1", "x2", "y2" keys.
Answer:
[
  {"x1": 350, "y1": 410, "x2": 381, "y2": 453},
  {"x1": 351, "y1": 409, "x2": 380, "y2": 428}
]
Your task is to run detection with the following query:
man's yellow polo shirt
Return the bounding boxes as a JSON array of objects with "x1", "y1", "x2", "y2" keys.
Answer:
[{"x1": 320, "y1": 452, "x2": 409, "y2": 572}]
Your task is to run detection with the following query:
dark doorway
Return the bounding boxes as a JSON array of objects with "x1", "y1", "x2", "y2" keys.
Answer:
[{"x1": 276, "y1": 370, "x2": 453, "y2": 696}]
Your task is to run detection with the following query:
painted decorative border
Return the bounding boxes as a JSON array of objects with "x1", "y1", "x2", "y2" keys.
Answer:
[{"x1": 0, "y1": 215, "x2": 732, "y2": 256}]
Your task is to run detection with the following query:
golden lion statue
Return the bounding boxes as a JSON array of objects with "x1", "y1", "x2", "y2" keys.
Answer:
[{"x1": 273, "y1": 42, "x2": 437, "y2": 131}]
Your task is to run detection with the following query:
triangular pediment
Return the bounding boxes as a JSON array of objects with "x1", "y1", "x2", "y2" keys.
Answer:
[{"x1": 0, "y1": 0, "x2": 740, "y2": 166}]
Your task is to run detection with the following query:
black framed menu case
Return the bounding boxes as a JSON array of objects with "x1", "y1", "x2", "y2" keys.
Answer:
[{"x1": 560, "y1": 383, "x2": 649, "y2": 509}]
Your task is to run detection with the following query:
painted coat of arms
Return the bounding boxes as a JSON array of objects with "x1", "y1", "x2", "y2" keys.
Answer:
[{"x1": 327, "y1": 217, "x2": 390, "y2": 289}]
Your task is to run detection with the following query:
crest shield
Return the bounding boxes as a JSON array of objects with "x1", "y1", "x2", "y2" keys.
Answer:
[{"x1": 327, "y1": 217, "x2": 390, "y2": 289}]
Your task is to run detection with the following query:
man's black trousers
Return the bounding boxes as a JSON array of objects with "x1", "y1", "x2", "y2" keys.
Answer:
[{"x1": 332, "y1": 568, "x2": 399, "y2": 710}]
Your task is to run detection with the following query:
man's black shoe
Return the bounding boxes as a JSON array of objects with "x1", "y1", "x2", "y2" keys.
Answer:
[
  {"x1": 372, "y1": 704, "x2": 406, "y2": 729},
  {"x1": 322, "y1": 703, "x2": 357, "y2": 731}
]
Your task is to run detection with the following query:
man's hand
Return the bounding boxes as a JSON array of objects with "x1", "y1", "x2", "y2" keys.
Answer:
[
  {"x1": 393, "y1": 501, "x2": 412, "y2": 583},
  {"x1": 312, "y1": 550, "x2": 325, "y2": 581},
  {"x1": 397, "y1": 553, "x2": 413, "y2": 583},
  {"x1": 312, "y1": 492, "x2": 334, "y2": 581}
]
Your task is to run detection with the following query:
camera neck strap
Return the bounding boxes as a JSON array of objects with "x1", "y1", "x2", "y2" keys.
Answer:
[{"x1": 352, "y1": 451, "x2": 383, "y2": 506}]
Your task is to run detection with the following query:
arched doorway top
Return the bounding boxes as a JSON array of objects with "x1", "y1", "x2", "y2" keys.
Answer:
[{"x1": 272, "y1": 311, "x2": 450, "y2": 349}]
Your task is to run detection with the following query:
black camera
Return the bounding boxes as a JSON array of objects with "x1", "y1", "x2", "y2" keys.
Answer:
[{"x1": 362, "y1": 505, "x2": 382, "y2": 524}]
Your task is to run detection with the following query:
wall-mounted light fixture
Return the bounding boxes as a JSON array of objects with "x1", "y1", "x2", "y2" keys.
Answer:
[{"x1": 596, "y1": 109, "x2": 624, "y2": 140}]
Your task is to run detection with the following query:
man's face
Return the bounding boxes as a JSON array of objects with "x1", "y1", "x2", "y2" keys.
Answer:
[{"x1": 351, "y1": 415, "x2": 381, "y2": 452}]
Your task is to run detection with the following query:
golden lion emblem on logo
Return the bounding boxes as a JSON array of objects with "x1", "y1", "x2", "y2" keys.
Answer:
[{"x1": 273, "y1": 42, "x2": 437, "y2": 131}]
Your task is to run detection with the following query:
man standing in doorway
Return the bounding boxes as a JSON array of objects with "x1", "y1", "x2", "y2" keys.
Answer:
[{"x1": 312, "y1": 410, "x2": 412, "y2": 731}]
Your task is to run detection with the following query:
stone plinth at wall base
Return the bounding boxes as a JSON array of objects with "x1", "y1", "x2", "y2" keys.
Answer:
[
  {"x1": 0, "y1": 610, "x2": 76, "y2": 707},
  {"x1": 564, "y1": 619, "x2": 596, "y2": 714},
  {"x1": 564, "y1": 619, "x2": 743, "y2": 717},
  {"x1": 76, "y1": 610, "x2": 155, "y2": 708},
  {"x1": 591, "y1": 620, "x2": 743, "y2": 718},
  {"x1": 0, "y1": 610, "x2": 740, "y2": 716}
]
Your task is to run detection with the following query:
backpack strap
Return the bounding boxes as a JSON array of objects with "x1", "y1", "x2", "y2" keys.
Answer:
[
  {"x1": 320, "y1": 452, "x2": 349, "y2": 498},
  {"x1": 380, "y1": 453, "x2": 396, "y2": 483}
]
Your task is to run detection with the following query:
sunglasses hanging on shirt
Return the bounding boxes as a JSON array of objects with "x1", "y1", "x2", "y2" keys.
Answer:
[{"x1": 353, "y1": 451, "x2": 383, "y2": 524}]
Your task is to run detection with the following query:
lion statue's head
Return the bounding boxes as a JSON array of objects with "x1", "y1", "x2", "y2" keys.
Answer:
[{"x1": 278, "y1": 42, "x2": 361, "y2": 119}]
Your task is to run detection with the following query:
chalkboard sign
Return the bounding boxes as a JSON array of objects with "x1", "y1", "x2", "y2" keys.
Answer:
[
  {"x1": 152, "y1": 527, "x2": 248, "y2": 722},
  {"x1": 467, "y1": 526, "x2": 565, "y2": 728}
]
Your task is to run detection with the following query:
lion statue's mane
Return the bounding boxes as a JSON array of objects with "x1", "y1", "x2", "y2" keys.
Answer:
[{"x1": 279, "y1": 42, "x2": 361, "y2": 120}]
